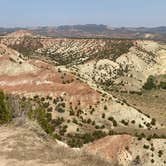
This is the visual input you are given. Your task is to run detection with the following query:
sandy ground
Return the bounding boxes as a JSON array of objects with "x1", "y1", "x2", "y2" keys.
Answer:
[{"x1": 0, "y1": 122, "x2": 111, "y2": 166}]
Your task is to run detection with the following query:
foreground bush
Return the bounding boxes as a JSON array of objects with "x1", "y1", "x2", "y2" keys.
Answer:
[
  {"x1": 0, "y1": 91, "x2": 12, "y2": 124},
  {"x1": 28, "y1": 106, "x2": 54, "y2": 134}
]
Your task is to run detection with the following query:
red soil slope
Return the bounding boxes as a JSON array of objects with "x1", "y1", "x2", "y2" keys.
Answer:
[
  {"x1": 0, "y1": 47, "x2": 100, "y2": 107},
  {"x1": 85, "y1": 135, "x2": 132, "y2": 162}
]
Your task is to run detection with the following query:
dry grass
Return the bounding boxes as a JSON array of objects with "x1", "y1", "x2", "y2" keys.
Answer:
[{"x1": 0, "y1": 122, "x2": 114, "y2": 166}]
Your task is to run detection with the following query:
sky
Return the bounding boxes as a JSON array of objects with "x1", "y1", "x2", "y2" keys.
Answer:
[{"x1": 0, "y1": 0, "x2": 165, "y2": 27}]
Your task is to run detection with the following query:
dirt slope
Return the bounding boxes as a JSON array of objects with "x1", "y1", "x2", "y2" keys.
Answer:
[
  {"x1": 85, "y1": 135, "x2": 166, "y2": 166},
  {"x1": 0, "y1": 123, "x2": 111, "y2": 166}
]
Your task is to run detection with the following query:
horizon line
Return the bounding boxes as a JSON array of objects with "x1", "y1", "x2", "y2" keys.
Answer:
[{"x1": 0, "y1": 24, "x2": 166, "y2": 29}]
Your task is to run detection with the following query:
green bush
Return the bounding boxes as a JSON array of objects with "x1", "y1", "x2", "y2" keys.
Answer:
[
  {"x1": 158, "y1": 150, "x2": 163, "y2": 157},
  {"x1": 28, "y1": 106, "x2": 54, "y2": 134},
  {"x1": 143, "y1": 144, "x2": 149, "y2": 149},
  {"x1": 57, "y1": 107, "x2": 65, "y2": 113},
  {"x1": 0, "y1": 91, "x2": 12, "y2": 124},
  {"x1": 53, "y1": 133, "x2": 62, "y2": 140},
  {"x1": 143, "y1": 75, "x2": 156, "y2": 90},
  {"x1": 121, "y1": 119, "x2": 129, "y2": 126},
  {"x1": 104, "y1": 105, "x2": 107, "y2": 110},
  {"x1": 133, "y1": 155, "x2": 141, "y2": 165},
  {"x1": 159, "y1": 81, "x2": 166, "y2": 90},
  {"x1": 69, "y1": 108, "x2": 75, "y2": 116},
  {"x1": 113, "y1": 119, "x2": 118, "y2": 127},
  {"x1": 151, "y1": 118, "x2": 156, "y2": 126},
  {"x1": 67, "y1": 137, "x2": 83, "y2": 148},
  {"x1": 67, "y1": 130, "x2": 107, "y2": 148},
  {"x1": 51, "y1": 117, "x2": 64, "y2": 126},
  {"x1": 102, "y1": 113, "x2": 105, "y2": 119}
]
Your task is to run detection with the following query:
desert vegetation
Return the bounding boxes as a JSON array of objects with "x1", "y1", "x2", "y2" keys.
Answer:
[
  {"x1": 0, "y1": 91, "x2": 12, "y2": 124},
  {"x1": 0, "y1": 31, "x2": 166, "y2": 166}
]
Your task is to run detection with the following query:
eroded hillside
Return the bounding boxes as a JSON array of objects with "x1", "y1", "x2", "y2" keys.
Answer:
[
  {"x1": 0, "y1": 31, "x2": 166, "y2": 166},
  {"x1": 1, "y1": 31, "x2": 166, "y2": 92}
]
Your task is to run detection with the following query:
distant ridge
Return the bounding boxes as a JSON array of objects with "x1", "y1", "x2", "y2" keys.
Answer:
[{"x1": 0, "y1": 25, "x2": 166, "y2": 41}]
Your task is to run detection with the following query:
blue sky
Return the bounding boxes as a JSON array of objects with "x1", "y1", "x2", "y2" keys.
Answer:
[{"x1": 0, "y1": 0, "x2": 165, "y2": 27}]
